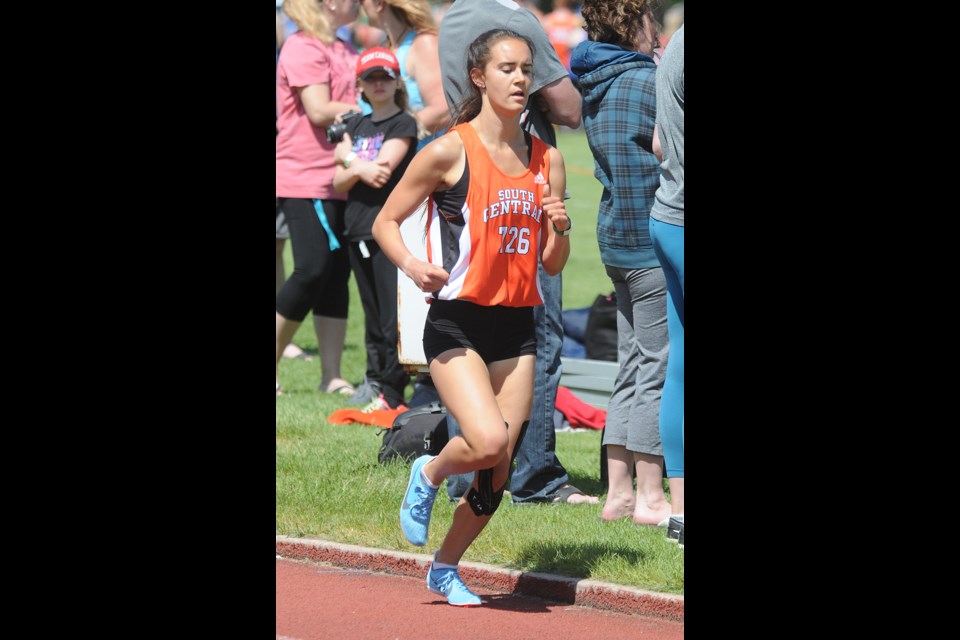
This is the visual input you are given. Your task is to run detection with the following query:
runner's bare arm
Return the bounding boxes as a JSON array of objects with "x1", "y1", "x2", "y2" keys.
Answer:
[
  {"x1": 540, "y1": 146, "x2": 570, "y2": 276},
  {"x1": 372, "y1": 133, "x2": 463, "y2": 292}
]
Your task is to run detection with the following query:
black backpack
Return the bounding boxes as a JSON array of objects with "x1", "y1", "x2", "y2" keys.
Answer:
[
  {"x1": 377, "y1": 402, "x2": 449, "y2": 464},
  {"x1": 584, "y1": 292, "x2": 618, "y2": 361}
]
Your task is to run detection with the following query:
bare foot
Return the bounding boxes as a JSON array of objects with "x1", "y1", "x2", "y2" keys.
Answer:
[
  {"x1": 601, "y1": 495, "x2": 636, "y2": 521},
  {"x1": 633, "y1": 501, "x2": 672, "y2": 526}
]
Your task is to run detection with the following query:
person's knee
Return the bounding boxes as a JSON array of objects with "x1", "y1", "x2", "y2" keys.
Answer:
[{"x1": 470, "y1": 429, "x2": 509, "y2": 468}]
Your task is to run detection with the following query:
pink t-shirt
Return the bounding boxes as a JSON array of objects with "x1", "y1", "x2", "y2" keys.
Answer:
[{"x1": 276, "y1": 32, "x2": 358, "y2": 199}]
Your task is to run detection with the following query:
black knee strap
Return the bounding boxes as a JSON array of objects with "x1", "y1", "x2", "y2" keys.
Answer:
[
  {"x1": 466, "y1": 467, "x2": 501, "y2": 516},
  {"x1": 466, "y1": 420, "x2": 515, "y2": 516}
]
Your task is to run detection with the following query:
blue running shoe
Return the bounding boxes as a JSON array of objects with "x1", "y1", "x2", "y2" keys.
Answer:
[
  {"x1": 427, "y1": 563, "x2": 481, "y2": 607},
  {"x1": 400, "y1": 455, "x2": 438, "y2": 546}
]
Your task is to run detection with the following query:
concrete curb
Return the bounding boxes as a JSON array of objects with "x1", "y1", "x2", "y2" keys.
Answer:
[{"x1": 276, "y1": 536, "x2": 683, "y2": 621}]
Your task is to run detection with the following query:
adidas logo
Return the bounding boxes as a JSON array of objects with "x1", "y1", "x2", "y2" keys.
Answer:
[{"x1": 534, "y1": 172, "x2": 546, "y2": 185}]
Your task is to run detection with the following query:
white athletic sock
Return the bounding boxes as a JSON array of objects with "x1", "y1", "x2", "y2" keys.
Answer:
[
  {"x1": 421, "y1": 468, "x2": 439, "y2": 490},
  {"x1": 432, "y1": 554, "x2": 457, "y2": 571}
]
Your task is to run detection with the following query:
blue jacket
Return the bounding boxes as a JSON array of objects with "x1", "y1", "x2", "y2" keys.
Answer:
[{"x1": 570, "y1": 41, "x2": 660, "y2": 268}]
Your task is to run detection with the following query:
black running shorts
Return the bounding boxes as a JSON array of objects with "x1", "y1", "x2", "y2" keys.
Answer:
[{"x1": 423, "y1": 300, "x2": 536, "y2": 364}]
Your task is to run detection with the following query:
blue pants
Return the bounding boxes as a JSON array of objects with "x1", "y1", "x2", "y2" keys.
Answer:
[
  {"x1": 445, "y1": 262, "x2": 569, "y2": 501},
  {"x1": 649, "y1": 217, "x2": 684, "y2": 477}
]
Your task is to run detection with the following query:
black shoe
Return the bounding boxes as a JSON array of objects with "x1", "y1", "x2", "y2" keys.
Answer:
[
  {"x1": 678, "y1": 525, "x2": 684, "y2": 549},
  {"x1": 666, "y1": 516, "x2": 684, "y2": 543}
]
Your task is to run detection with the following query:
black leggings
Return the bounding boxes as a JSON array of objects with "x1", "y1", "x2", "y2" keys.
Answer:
[
  {"x1": 348, "y1": 239, "x2": 408, "y2": 405},
  {"x1": 275, "y1": 197, "x2": 350, "y2": 321}
]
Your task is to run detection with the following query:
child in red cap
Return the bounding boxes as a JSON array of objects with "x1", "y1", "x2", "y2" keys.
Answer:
[{"x1": 333, "y1": 46, "x2": 419, "y2": 410}]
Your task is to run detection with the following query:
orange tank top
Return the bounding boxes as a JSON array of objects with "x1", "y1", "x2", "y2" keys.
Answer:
[{"x1": 426, "y1": 122, "x2": 551, "y2": 307}]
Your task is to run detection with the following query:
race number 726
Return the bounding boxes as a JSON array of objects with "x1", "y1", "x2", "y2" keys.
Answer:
[{"x1": 498, "y1": 226, "x2": 531, "y2": 254}]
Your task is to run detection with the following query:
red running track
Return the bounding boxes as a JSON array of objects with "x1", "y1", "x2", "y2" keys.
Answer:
[{"x1": 277, "y1": 558, "x2": 684, "y2": 640}]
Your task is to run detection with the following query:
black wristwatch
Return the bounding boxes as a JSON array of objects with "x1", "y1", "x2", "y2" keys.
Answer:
[{"x1": 553, "y1": 218, "x2": 572, "y2": 236}]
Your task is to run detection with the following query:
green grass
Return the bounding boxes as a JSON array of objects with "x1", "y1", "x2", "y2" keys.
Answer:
[
  {"x1": 276, "y1": 129, "x2": 683, "y2": 595},
  {"x1": 555, "y1": 129, "x2": 609, "y2": 309},
  {"x1": 277, "y1": 420, "x2": 684, "y2": 593}
]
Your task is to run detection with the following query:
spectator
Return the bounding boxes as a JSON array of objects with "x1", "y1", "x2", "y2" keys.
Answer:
[
  {"x1": 359, "y1": 0, "x2": 452, "y2": 146},
  {"x1": 571, "y1": 0, "x2": 671, "y2": 525},
  {"x1": 332, "y1": 47, "x2": 419, "y2": 410},
  {"x1": 277, "y1": 1, "x2": 311, "y2": 363},
  {"x1": 275, "y1": 0, "x2": 363, "y2": 397},
  {"x1": 649, "y1": 22, "x2": 684, "y2": 546}
]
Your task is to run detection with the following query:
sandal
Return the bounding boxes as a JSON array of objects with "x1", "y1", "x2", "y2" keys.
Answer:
[
  {"x1": 322, "y1": 380, "x2": 356, "y2": 396},
  {"x1": 549, "y1": 484, "x2": 599, "y2": 505}
]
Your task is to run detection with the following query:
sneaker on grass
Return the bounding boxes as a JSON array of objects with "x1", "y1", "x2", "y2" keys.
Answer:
[
  {"x1": 427, "y1": 562, "x2": 481, "y2": 607},
  {"x1": 348, "y1": 378, "x2": 382, "y2": 406},
  {"x1": 400, "y1": 455, "x2": 438, "y2": 546},
  {"x1": 360, "y1": 393, "x2": 392, "y2": 413},
  {"x1": 666, "y1": 515, "x2": 684, "y2": 544}
]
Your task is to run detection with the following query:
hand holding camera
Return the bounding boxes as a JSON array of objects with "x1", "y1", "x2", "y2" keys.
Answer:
[{"x1": 326, "y1": 111, "x2": 360, "y2": 144}]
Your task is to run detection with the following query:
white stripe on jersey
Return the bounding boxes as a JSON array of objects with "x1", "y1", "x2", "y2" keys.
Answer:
[
  {"x1": 435, "y1": 204, "x2": 471, "y2": 300},
  {"x1": 534, "y1": 227, "x2": 544, "y2": 302}
]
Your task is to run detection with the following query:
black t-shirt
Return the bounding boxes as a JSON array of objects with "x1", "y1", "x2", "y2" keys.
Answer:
[{"x1": 343, "y1": 111, "x2": 418, "y2": 241}]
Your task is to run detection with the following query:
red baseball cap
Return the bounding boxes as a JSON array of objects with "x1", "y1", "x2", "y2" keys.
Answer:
[{"x1": 356, "y1": 46, "x2": 401, "y2": 80}]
